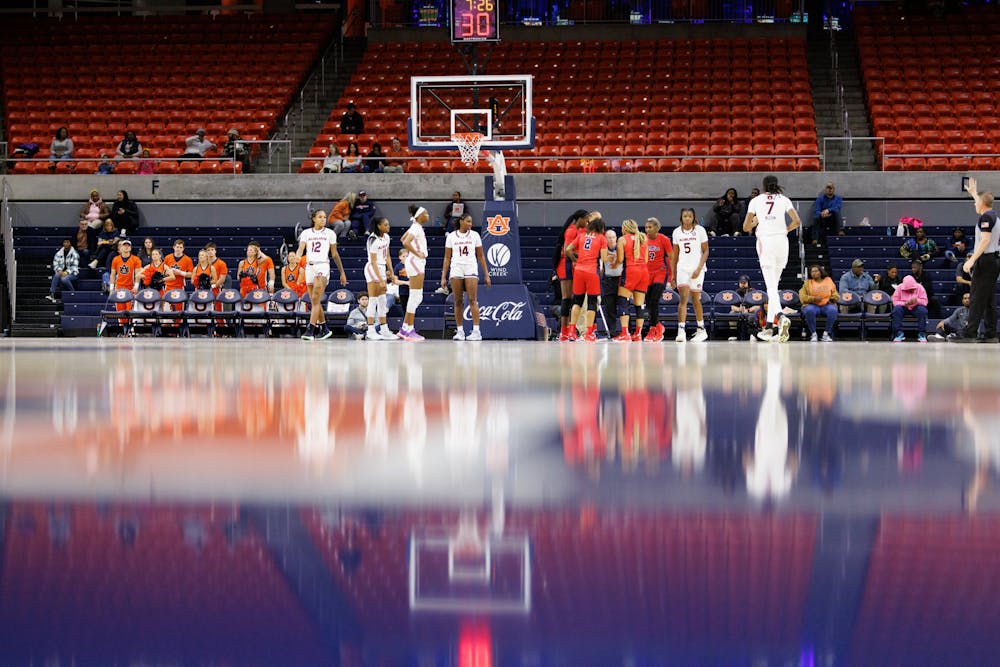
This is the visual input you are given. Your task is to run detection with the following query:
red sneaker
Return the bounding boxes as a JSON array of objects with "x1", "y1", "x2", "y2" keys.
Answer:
[
  {"x1": 558, "y1": 326, "x2": 569, "y2": 342},
  {"x1": 612, "y1": 331, "x2": 632, "y2": 342},
  {"x1": 645, "y1": 325, "x2": 663, "y2": 342},
  {"x1": 631, "y1": 331, "x2": 642, "y2": 342},
  {"x1": 583, "y1": 327, "x2": 598, "y2": 342},
  {"x1": 566, "y1": 327, "x2": 578, "y2": 342}
]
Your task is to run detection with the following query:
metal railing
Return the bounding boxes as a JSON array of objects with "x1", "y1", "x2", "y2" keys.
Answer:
[
  {"x1": 4, "y1": 141, "x2": 293, "y2": 174},
  {"x1": 1, "y1": 178, "x2": 16, "y2": 323},
  {"x1": 822, "y1": 136, "x2": 883, "y2": 171}
]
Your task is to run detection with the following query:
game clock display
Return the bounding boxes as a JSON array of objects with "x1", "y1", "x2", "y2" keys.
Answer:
[{"x1": 451, "y1": 0, "x2": 499, "y2": 42}]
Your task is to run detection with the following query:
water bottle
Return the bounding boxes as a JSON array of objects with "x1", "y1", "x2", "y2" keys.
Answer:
[{"x1": 886, "y1": 226, "x2": 891, "y2": 237}]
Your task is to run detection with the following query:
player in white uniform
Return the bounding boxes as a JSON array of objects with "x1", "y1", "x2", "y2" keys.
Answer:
[
  {"x1": 296, "y1": 209, "x2": 348, "y2": 341},
  {"x1": 440, "y1": 214, "x2": 492, "y2": 340},
  {"x1": 399, "y1": 205, "x2": 430, "y2": 341},
  {"x1": 670, "y1": 208, "x2": 710, "y2": 343},
  {"x1": 743, "y1": 175, "x2": 802, "y2": 342},
  {"x1": 363, "y1": 217, "x2": 399, "y2": 341}
]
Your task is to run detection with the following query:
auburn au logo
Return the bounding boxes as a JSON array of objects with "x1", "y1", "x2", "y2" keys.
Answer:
[
  {"x1": 722, "y1": 292, "x2": 733, "y2": 302},
  {"x1": 486, "y1": 214, "x2": 511, "y2": 236}
]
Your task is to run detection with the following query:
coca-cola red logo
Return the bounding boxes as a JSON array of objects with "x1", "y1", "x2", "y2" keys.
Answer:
[{"x1": 466, "y1": 301, "x2": 527, "y2": 323}]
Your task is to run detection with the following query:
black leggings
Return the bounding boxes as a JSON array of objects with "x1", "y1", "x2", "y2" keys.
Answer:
[{"x1": 646, "y1": 281, "x2": 666, "y2": 327}]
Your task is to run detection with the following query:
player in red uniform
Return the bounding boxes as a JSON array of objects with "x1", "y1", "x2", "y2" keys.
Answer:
[
  {"x1": 564, "y1": 215, "x2": 610, "y2": 342},
  {"x1": 643, "y1": 217, "x2": 673, "y2": 342},
  {"x1": 555, "y1": 210, "x2": 590, "y2": 341},
  {"x1": 613, "y1": 219, "x2": 650, "y2": 342}
]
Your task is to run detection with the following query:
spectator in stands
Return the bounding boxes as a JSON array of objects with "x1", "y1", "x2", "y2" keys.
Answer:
[
  {"x1": 909, "y1": 259, "x2": 941, "y2": 317},
  {"x1": 944, "y1": 227, "x2": 969, "y2": 265},
  {"x1": 874, "y1": 263, "x2": 901, "y2": 296},
  {"x1": 931, "y1": 292, "x2": 974, "y2": 340},
  {"x1": 953, "y1": 265, "x2": 972, "y2": 305},
  {"x1": 393, "y1": 248, "x2": 411, "y2": 311},
  {"x1": 345, "y1": 293, "x2": 369, "y2": 340},
  {"x1": 382, "y1": 137, "x2": 405, "y2": 173},
  {"x1": 601, "y1": 228, "x2": 623, "y2": 337},
  {"x1": 47, "y1": 239, "x2": 79, "y2": 302},
  {"x1": 50, "y1": 127, "x2": 74, "y2": 160},
  {"x1": 342, "y1": 142, "x2": 364, "y2": 173},
  {"x1": 96, "y1": 153, "x2": 115, "y2": 175},
  {"x1": 711, "y1": 188, "x2": 742, "y2": 237},
  {"x1": 164, "y1": 239, "x2": 193, "y2": 293},
  {"x1": 223, "y1": 128, "x2": 250, "y2": 173},
  {"x1": 800, "y1": 264, "x2": 839, "y2": 342},
  {"x1": 205, "y1": 242, "x2": 228, "y2": 290},
  {"x1": 741, "y1": 187, "x2": 760, "y2": 220},
  {"x1": 90, "y1": 218, "x2": 120, "y2": 270},
  {"x1": 109, "y1": 190, "x2": 139, "y2": 235},
  {"x1": 366, "y1": 142, "x2": 386, "y2": 172},
  {"x1": 321, "y1": 142, "x2": 343, "y2": 173},
  {"x1": 350, "y1": 191, "x2": 377, "y2": 238},
  {"x1": 236, "y1": 241, "x2": 270, "y2": 296},
  {"x1": 140, "y1": 248, "x2": 172, "y2": 294},
  {"x1": 115, "y1": 130, "x2": 142, "y2": 159},
  {"x1": 340, "y1": 103, "x2": 364, "y2": 134},
  {"x1": 137, "y1": 149, "x2": 155, "y2": 175},
  {"x1": 443, "y1": 191, "x2": 468, "y2": 230},
  {"x1": 811, "y1": 181, "x2": 844, "y2": 246},
  {"x1": 192, "y1": 249, "x2": 218, "y2": 291},
  {"x1": 79, "y1": 189, "x2": 111, "y2": 251},
  {"x1": 727, "y1": 274, "x2": 761, "y2": 339},
  {"x1": 838, "y1": 258, "x2": 875, "y2": 302},
  {"x1": 136, "y1": 237, "x2": 156, "y2": 266},
  {"x1": 75, "y1": 221, "x2": 92, "y2": 266},
  {"x1": 328, "y1": 193, "x2": 357, "y2": 241},
  {"x1": 900, "y1": 228, "x2": 939, "y2": 263},
  {"x1": 891, "y1": 275, "x2": 929, "y2": 343},
  {"x1": 181, "y1": 128, "x2": 216, "y2": 160},
  {"x1": 281, "y1": 249, "x2": 308, "y2": 297}
]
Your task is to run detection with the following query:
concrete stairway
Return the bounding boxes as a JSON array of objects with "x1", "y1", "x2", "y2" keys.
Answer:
[{"x1": 808, "y1": 29, "x2": 876, "y2": 171}]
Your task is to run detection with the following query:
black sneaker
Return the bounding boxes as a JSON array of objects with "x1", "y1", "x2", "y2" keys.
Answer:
[
  {"x1": 301, "y1": 325, "x2": 315, "y2": 341},
  {"x1": 948, "y1": 335, "x2": 978, "y2": 344},
  {"x1": 979, "y1": 336, "x2": 999, "y2": 344},
  {"x1": 317, "y1": 326, "x2": 333, "y2": 340}
]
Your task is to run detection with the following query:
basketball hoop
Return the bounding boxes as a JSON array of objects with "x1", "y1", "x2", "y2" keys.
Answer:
[{"x1": 453, "y1": 132, "x2": 484, "y2": 166}]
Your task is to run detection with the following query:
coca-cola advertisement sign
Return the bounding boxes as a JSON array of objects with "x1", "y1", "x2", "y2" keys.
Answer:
[
  {"x1": 462, "y1": 285, "x2": 537, "y2": 339},
  {"x1": 465, "y1": 300, "x2": 527, "y2": 323}
]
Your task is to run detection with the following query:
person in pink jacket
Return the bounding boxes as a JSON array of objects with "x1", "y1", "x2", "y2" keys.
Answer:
[{"x1": 892, "y1": 274, "x2": 929, "y2": 343}]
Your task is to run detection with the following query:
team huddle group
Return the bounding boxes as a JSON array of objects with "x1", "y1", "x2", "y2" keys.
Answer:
[{"x1": 556, "y1": 175, "x2": 803, "y2": 343}]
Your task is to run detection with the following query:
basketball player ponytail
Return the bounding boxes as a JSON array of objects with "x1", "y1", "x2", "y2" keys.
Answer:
[{"x1": 621, "y1": 219, "x2": 646, "y2": 261}]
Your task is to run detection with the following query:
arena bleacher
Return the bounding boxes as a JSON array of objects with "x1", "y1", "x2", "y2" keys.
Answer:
[
  {"x1": 1, "y1": 14, "x2": 336, "y2": 174},
  {"x1": 302, "y1": 37, "x2": 819, "y2": 173}
]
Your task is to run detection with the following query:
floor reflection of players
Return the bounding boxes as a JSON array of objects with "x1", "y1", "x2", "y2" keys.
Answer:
[
  {"x1": 673, "y1": 347, "x2": 707, "y2": 477},
  {"x1": 401, "y1": 351, "x2": 428, "y2": 479},
  {"x1": 745, "y1": 356, "x2": 798, "y2": 500},
  {"x1": 962, "y1": 401, "x2": 1000, "y2": 513},
  {"x1": 297, "y1": 363, "x2": 345, "y2": 465}
]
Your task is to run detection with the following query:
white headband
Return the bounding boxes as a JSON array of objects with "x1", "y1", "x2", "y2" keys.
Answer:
[{"x1": 414, "y1": 206, "x2": 427, "y2": 220}]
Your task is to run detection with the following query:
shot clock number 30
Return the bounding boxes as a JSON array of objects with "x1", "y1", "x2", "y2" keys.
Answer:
[{"x1": 451, "y1": 0, "x2": 499, "y2": 42}]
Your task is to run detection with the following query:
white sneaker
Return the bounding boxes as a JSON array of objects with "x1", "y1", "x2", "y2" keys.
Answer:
[
  {"x1": 809, "y1": 332, "x2": 818, "y2": 342},
  {"x1": 821, "y1": 331, "x2": 834, "y2": 342},
  {"x1": 675, "y1": 330, "x2": 687, "y2": 343},
  {"x1": 453, "y1": 329, "x2": 466, "y2": 341},
  {"x1": 755, "y1": 328, "x2": 773, "y2": 342},
  {"x1": 466, "y1": 329, "x2": 482, "y2": 341},
  {"x1": 379, "y1": 327, "x2": 398, "y2": 340},
  {"x1": 777, "y1": 316, "x2": 791, "y2": 343},
  {"x1": 690, "y1": 327, "x2": 708, "y2": 342},
  {"x1": 365, "y1": 329, "x2": 381, "y2": 341}
]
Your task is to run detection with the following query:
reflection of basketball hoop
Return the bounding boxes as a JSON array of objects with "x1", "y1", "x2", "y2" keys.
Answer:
[
  {"x1": 453, "y1": 132, "x2": 484, "y2": 166},
  {"x1": 449, "y1": 511, "x2": 488, "y2": 581}
]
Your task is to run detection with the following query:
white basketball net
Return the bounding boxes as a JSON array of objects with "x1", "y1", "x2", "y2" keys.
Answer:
[{"x1": 453, "y1": 132, "x2": 484, "y2": 166}]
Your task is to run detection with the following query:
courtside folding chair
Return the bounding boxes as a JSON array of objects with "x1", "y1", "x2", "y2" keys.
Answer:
[
  {"x1": 862, "y1": 290, "x2": 893, "y2": 340},
  {"x1": 159, "y1": 288, "x2": 189, "y2": 337},
  {"x1": 239, "y1": 289, "x2": 272, "y2": 337},
  {"x1": 130, "y1": 288, "x2": 163, "y2": 336},
  {"x1": 99, "y1": 288, "x2": 136, "y2": 336},
  {"x1": 325, "y1": 288, "x2": 355, "y2": 332},
  {"x1": 267, "y1": 288, "x2": 301, "y2": 337},
  {"x1": 184, "y1": 288, "x2": 217, "y2": 337},
  {"x1": 215, "y1": 288, "x2": 242, "y2": 337},
  {"x1": 779, "y1": 289, "x2": 805, "y2": 339},
  {"x1": 834, "y1": 291, "x2": 864, "y2": 339},
  {"x1": 711, "y1": 289, "x2": 745, "y2": 339}
]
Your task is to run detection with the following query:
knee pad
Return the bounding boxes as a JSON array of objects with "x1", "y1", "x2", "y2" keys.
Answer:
[
  {"x1": 561, "y1": 298, "x2": 574, "y2": 317},
  {"x1": 617, "y1": 300, "x2": 632, "y2": 318},
  {"x1": 586, "y1": 298, "x2": 598, "y2": 312},
  {"x1": 572, "y1": 294, "x2": 585, "y2": 308},
  {"x1": 406, "y1": 288, "x2": 423, "y2": 313},
  {"x1": 365, "y1": 300, "x2": 377, "y2": 319},
  {"x1": 376, "y1": 294, "x2": 388, "y2": 317},
  {"x1": 635, "y1": 304, "x2": 649, "y2": 320}
]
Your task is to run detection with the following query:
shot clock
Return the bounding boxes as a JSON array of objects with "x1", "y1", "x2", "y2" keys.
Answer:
[{"x1": 451, "y1": 0, "x2": 500, "y2": 42}]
